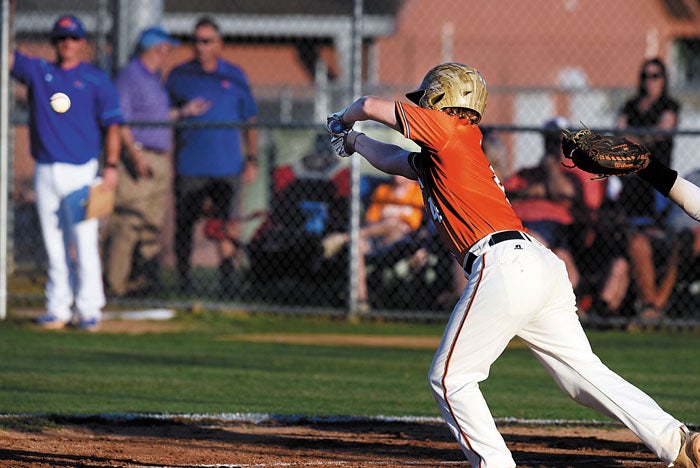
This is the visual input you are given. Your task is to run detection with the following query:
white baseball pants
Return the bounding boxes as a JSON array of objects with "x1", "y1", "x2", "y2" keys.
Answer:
[
  {"x1": 428, "y1": 231, "x2": 683, "y2": 468},
  {"x1": 34, "y1": 160, "x2": 105, "y2": 321}
]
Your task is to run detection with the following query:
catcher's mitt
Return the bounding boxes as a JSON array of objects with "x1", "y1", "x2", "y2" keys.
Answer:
[{"x1": 561, "y1": 126, "x2": 650, "y2": 179}]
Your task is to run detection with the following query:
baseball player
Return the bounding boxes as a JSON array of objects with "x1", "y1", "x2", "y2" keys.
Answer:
[
  {"x1": 11, "y1": 14, "x2": 124, "y2": 331},
  {"x1": 326, "y1": 63, "x2": 698, "y2": 467}
]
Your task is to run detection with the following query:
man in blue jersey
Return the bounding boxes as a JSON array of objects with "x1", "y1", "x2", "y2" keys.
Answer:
[
  {"x1": 11, "y1": 14, "x2": 124, "y2": 330},
  {"x1": 166, "y1": 17, "x2": 258, "y2": 297}
]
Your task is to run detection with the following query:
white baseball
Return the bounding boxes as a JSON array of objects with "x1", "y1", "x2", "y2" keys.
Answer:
[{"x1": 50, "y1": 92, "x2": 71, "y2": 113}]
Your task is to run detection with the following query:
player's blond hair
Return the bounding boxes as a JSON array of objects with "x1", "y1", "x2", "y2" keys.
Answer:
[{"x1": 443, "y1": 107, "x2": 480, "y2": 123}]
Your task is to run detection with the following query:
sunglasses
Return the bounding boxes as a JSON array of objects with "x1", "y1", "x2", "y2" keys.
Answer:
[
  {"x1": 193, "y1": 37, "x2": 217, "y2": 44},
  {"x1": 642, "y1": 72, "x2": 663, "y2": 80},
  {"x1": 54, "y1": 36, "x2": 82, "y2": 42}
]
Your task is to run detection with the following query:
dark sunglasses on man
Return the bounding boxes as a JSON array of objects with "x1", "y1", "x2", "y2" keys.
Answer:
[
  {"x1": 193, "y1": 37, "x2": 217, "y2": 45},
  {"x1": 52, "y1": 35, "x2": 82, "y2": 43}
]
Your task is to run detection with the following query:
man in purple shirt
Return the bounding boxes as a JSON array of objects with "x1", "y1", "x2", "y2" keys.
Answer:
[
  {"x1": 106, "y1": 26, "x2": 210, "y2": 297},
  {"x1": 105, "y1": 26, "x2": 185, "y2": 297}
]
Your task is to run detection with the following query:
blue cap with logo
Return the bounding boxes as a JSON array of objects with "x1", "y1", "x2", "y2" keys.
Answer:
[
  {"x1": 138, "y1": 26, "x2": 180, "y2": 50},
  {"x1": 50, "y1": 14, "x2": 86, "y2": 39}
]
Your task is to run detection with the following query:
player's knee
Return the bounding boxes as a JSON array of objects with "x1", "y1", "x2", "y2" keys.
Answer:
[{"x1": 428, "y1": 361, "x2": 446, "y2": 396}]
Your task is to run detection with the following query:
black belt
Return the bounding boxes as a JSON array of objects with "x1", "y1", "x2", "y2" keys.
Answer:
[
  {"x1": 136, "y1": 143, "x2": 169, "y2": 154},
  {"x1": 463, "y1": 231, "x2": 530, "y2": 274}
]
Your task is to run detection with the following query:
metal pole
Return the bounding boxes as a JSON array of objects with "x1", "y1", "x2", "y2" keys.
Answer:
[
  {"x1": 0, "y1": 0, "x2": 10, "y2": 320},
  {"x1": 96, "y1": 0, "x2": 110, "y2": 72},
  {"x1": 348, "y1": 0, "x2": 363, "y2": 319}
]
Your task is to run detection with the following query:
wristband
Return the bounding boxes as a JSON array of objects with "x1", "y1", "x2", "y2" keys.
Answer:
[
  {"x1": 636, "y1": 158, "x2": 678, "y2": 197},
  {"x1": 245, "y1": 155, "x2": 258, "y2": 164},
  {"x1": 104, "y1": 162, "x2": 119, "y2": 169},
  {"x1": 344, "y1": 131, "x2": 364, "y2": 154}
]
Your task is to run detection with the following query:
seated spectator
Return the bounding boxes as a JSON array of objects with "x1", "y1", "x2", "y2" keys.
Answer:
[
  {"x1": 573, "y1": 196, "x2": 632, "y2": 319},
  {"x1": 504, "y1": 117, "x2": 587, "y2": 290},
  {"x1": 247, "y1": 134, "x2": 350, "y2": 289},
  {"x1": 481, "y1": 128, "x2": 512, "y2": 182},
  {"x1": 322, "y1": 174, "x2": 425, "y2": 310}
]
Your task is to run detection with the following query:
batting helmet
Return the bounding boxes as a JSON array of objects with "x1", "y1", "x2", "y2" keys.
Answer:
[{"x1": 405, "y1": 63, "x2": 488, "y2": 123}]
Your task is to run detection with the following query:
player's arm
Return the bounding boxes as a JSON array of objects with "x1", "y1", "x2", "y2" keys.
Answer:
[
  {"x1": 241, "y1": 115, "x2": 258, "y2": 183},
  {"x1": 637, "y1": 158, "x2": 700, "y2": 222},
  {"x1": 352, "y1": 132, "x2": 416, "y2": 180},
  {"x1": 338, "y1": 96, "x2": 400, "y2": 132},
  {"x1": 119, "y1": 126, "x2": 152, "y2": 178},
  {"x1": 101, "y1": 124, "x2": 122, "y2": 189}
]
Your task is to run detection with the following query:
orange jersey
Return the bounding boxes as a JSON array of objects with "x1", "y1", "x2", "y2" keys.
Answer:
[
  {"x1": 396, "y1": 101, "x2": 524, "y2": 264},
  {"x1": 365, "y1": 180, "x2": 424, "y2": 230}
]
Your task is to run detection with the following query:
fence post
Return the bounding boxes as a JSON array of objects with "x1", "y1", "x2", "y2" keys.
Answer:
[
  {"x1": 0, "y1": 0, "x2": 10, "y2": 320},
  {"x1": 347, "y1": 0, "x2": 363, "y2": 320}
]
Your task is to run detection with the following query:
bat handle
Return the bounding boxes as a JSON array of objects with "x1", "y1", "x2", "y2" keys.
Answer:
[{"x1": 329, "y1": 119, "x2": 344, "y2": 134}]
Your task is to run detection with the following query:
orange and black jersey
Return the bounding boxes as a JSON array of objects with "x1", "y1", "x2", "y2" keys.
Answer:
[{"x1": 396, "y1": 101, "x2": 524, "y2": 266}]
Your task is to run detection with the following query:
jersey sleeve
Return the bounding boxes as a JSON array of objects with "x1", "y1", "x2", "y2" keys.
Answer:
[
  {"x1": 239, "y1": 72, "x2": 257, "y2": 120},
  {"x1": 96, "y1": 75, "x2": 125, "y2": 127},
  {"x1": 11, "y1": 51, "x2": 36, "y2": 85},
  {"x1": 396, "y1": 101, "x2": 452, "y2": 152}
]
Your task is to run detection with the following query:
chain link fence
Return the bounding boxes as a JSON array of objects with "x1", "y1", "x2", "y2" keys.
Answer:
[{"x1": 6, "y1": 0, "x2": 700, "y2": 326}]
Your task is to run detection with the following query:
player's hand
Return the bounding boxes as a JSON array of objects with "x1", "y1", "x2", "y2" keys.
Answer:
[
  {"x1": 331, "y1": 135, "x2": 351, "y2": 157},
  {"x1": 243, "y1": 160, "x2": 258, "y2": 184},
  {"x1": 326, "y1": 108, "x2": 352, "y2": 136},
  {"x1": 330, "y1": 131, "x2": 364, "y2": 158},
  {"x1": 132, "y1": 151, "x2": 153, "y2": 179}
]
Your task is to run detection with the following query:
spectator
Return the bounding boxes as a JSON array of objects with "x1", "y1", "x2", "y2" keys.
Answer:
[
  {"x1": 322, "y1": 175, "x2": 425, "y2": 309},
  {"x1": 165, "y1": 17, "x2": 258, "y2": 297},
  {"x1": 105, "y1": 26, "x2": 205, "y2": 297},
  {"x1": 616, "y1": 57, "x2": 681, "y2": 323},
  {"x1": 504, "y1": 117, "x2": 586, "y2": 289},
  {"x1": 481, "y1": 128, "x2": 511, "y2": 182},
  {"x1": 247, "y1": 134, "x2": 350, "y2": 296},
  {"x1": 11, "y1": 14, "x2": 124, "y2": 330}
]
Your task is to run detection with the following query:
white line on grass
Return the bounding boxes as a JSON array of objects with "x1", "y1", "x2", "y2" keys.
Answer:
[{"x1": 4, "y1": 412, "x2": 697, "y2": 428}]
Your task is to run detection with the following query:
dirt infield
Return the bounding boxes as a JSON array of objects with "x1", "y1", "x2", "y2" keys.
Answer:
[{"x1": 0, "y1": 416, "x2": 664, "y2": 467}]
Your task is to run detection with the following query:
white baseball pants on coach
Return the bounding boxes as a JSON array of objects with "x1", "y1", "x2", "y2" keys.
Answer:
[
  {"x1": 428, "y1": 232, "x2": 683, "y2": 468},
  {"x1": 34, "y1": 160, "x2": 105, "y2": 322}
]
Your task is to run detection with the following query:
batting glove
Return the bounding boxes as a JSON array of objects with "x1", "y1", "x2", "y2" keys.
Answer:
[
  {"x1": 326, "y1": 108, "x2": 352, "y2": 136},
  {"x1": 331, "y1": 130, "x2": 364, "y2": 158}
]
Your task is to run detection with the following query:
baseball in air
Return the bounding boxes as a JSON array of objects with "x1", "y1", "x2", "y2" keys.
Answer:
[{"x1": 50, "y1": 92, "x2": 71, "y2": 113}]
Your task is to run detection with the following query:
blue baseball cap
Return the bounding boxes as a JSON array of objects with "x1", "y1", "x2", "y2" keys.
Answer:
[
  {"x1": 50, "y1": 14, "x2": 86, "y2": 39},
  {"x1": 138, "y1": 26, "x2": 180, "y2": 50}
]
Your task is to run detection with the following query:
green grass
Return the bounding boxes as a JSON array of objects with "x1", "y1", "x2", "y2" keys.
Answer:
[{"x1": 0, "y1": 311, "x2": 698, "y2": 425}]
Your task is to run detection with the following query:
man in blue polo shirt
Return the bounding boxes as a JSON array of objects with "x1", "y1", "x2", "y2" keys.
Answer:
[
  {"x1": 166, "y1": 16, "x2": 258, "y2": 297},
  {"x1": 11, "y1": 14, "x2": 124, "y2": 330}
]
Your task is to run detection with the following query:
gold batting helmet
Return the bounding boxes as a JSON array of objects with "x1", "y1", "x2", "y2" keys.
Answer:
[{"x1": 405, "y1": 62, "x2": 488, "y2": 123}]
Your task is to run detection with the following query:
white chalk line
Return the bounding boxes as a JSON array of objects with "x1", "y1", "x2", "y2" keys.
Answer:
[{"x1": 1, "y1": 412, "x2": 696, "y2": 428}]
